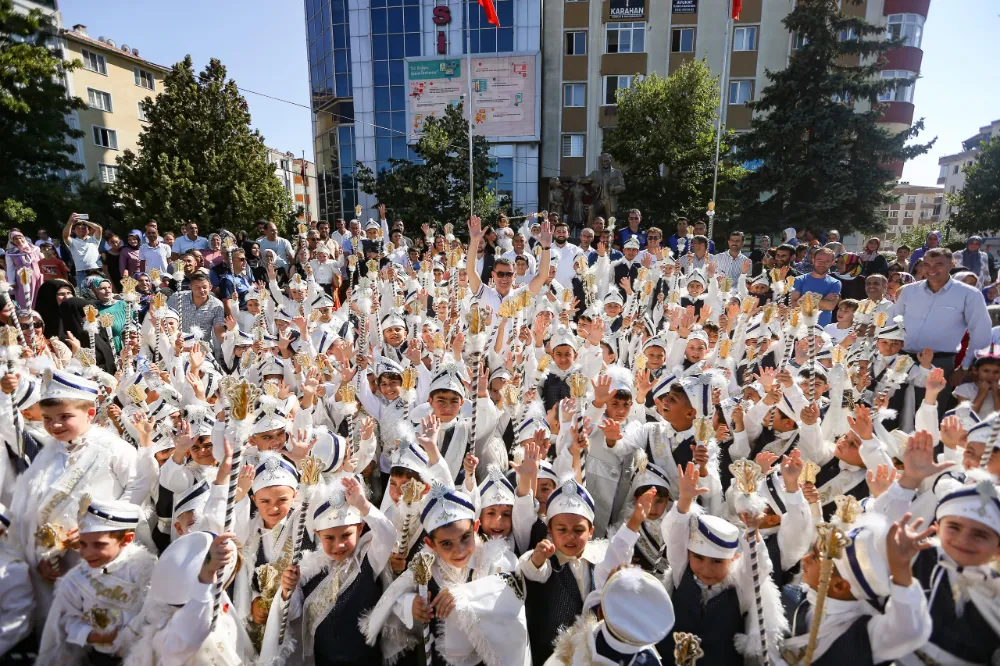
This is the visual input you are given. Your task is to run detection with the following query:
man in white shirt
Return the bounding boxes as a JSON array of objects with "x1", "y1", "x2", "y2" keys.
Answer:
[
  {"x1": 257, "y1": 222, "x2": 294, "y2": 268},
  {"x1": 139, "y1": 228, "x2": 172, "y2": 273},
  {"x1": 502, "y1": 233, "x2": 537, "y2": 274},
  {"x1": 61, "y1": 213, "x2": 103, "y2": 288},
  {"x1": 466, "y1": 216, "x2": 551, "y2": 324},
  {"x1": 712, "y1": 230, "x2": 752, "y2": 280},
  {"x1": 173, "y1": 222, "x2": 210, "y2": 254},
  {"x1": 551, "y1": 220, "x2": 584, "y2": 287}
]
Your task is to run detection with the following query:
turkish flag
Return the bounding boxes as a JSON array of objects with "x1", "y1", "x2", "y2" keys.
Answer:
[
  {"x1": 732, "y1": 0, "x2": 742, "y2": 19},
  {"x1": 479, "y1": 0, "x2": 500, "y2": 26}
]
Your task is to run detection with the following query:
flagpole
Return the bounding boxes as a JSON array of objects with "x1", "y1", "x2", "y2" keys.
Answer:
[
  {"x1": 467, "y1": 0, "x2": 475, "y2": 222},
  {"x1": 710, "y1": 0, "x2": 732, "y2": 238}
]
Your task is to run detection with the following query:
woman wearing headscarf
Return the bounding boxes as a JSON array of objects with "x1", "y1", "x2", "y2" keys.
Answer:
[
  {"x1": 81, "y1": 275, "x2": 129, "y2": 353},
  {"x1": 4, "y1": 231, "x2": 43, "y2": 308},
  {"x1": 781, "y1": 227, "x2": 799, "y2": 247},
  {"x1": 886, "y1": 272, "x2": 914, "y2": 302},
  {"x1": 955, "y1": 235, "x2": 990, "y2": 287},
  {"x1": 833, "y1": 252, "x2": 867, "y2": 300},
  {"x1": 202, "y1": 233, "x2": 224, "y2": 268},
  {"x1": 17, "y1": 309, "x2": 71, "y2": 367},
  {"x1": 244, "y1": 241, "x2": 268, "y2": 282},
  {"x1": 119, "y1": 230, "x2": 142, "y2": 279},
  {"x1": 908, "y1": 230, "x2": 940, "y2": 272},
  {"x1": 58, "y1": 295, "x2": 117, "y2": 374},
  {"x1": 34, "y1": 279, "x2": 76, "y2": 338},
  {"x1": 858, "y1": 237, "x2": 889, "y2": 277}
]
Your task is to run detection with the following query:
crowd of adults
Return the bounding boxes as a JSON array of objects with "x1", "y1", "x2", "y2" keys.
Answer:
[{"x1": 1, "y1": 211, "x2": 996, "y2": 398}]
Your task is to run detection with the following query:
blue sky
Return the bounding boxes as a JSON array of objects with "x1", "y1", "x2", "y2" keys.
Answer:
[{"x1": 59, "y1": 0, "x2": 997, "y2": 188}]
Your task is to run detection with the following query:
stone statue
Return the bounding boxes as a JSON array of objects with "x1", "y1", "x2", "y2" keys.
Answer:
[
  {"x1": 588, "y1": 153, "x2": 626, "y2": 220},
  {"x1": 568, "y1": 174, "x2": 587, "y2": 226},
  {"x1": 547, "y1": 178, "x2": 563, "y2": 219}
]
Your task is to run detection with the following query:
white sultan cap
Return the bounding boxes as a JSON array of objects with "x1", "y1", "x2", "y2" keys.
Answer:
[
  {"x1": 421, "y1": 483, "x2": 477, "y2": 533},
  {"x1": 935, "y1": 481, "x2": 1000, "y2": 537},
  {"x1": 688, "y1": 514, "x2": 740, "y2": 560},
  {"x1": 967, "y1": 412, "x2": 1000, "y2": 447},
  {"x1": 679, "y1": 370, "x2": 726, "y2": 419},
  {"x1": 604, "y1": 365, "x2": 634, "y2": 395},
  {"x1": 833, "y1": 513, "x2": 892, "y2": 601},
  {"x1": 629, "y1": 452, "x2": 672, "y2": 496},
  {"x1": 80, "y1": 498, "x2": 141, "y2": 534},
  {"x1": 428, "y1": 362, "x2": 467, "y2": 398},
  {"x1": 148, "y1": 532, "x2": 214, "y2": 606},
  {"x1": 252, "y1": 451, "x2": 300, "y2": 493},
  {"x1": 545, "y1": 478, "x2": 596, "y2": 523},
  {"x1": 309, "y1": 484, "x2": 363, "y2": 532},
  {"x1": 310, "y1": 426, "x2": 351, "y2": 474},
  {"x1": 172, "y1": 480, "x2": 211, "y2": 521},
  {"x1": 477, "y1": 464, "x2": 517, "y2": 511},
  {"x1": 41, "y1": 368, "x2": 100, "y2": 403},
  {"x1": 600, "y1": 567, "x2": 675, "y2": 652},
  {"x1": 875, "y1": 315, "x2": 906, "y2": 341},
  {"x1": 251, "y1": 395, "x2": 289, "y2": 435},
  {"x1": 549, "y1": 326, "x2": 578, "y2": 351}
]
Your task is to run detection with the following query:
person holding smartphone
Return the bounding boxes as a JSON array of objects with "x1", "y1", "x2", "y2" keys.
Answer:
[{"x1": 61, "y1": 212, "x2": 103, "y2": 290}]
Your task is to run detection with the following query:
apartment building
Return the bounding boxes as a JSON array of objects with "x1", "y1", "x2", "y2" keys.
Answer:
[
  {"x1": 937, "y1": 118, "x2": 1000, "y2": 223},
  {"x1": 268, "y1": 147, "x2": 320, "y2": 223},
  {"x1": 878, "y1": 182, "x2": 942, "y2": 247},
  {"x1": 60, "y1": 24, "x2": 170, "y2": 186},
  {"x1": 541, "y1": 0, "x2": 930, "y2": 197}
]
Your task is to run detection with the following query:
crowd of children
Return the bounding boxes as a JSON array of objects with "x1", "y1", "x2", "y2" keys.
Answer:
[{"x1": 0, "y1": 214, "x2": 998, "y2": 666}]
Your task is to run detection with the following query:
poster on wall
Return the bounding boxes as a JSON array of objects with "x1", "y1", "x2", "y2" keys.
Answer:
[
  {"x1": 672, "y1": 0, "x2": 697, "y2": 13},
  {"x1": 405, "y1": 53, "x2": 539, "y2": 142},
  {"x1": 610, "y1": 0, "x2": 645, "y2": 20}
]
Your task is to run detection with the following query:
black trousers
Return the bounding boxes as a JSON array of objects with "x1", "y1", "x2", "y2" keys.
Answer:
[{"x1": 905, "y1": 351, "x2": 957, "y2": 421}]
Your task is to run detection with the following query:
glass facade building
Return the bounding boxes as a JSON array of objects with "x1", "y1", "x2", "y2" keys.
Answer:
[{"x1": 304, "y1": 0, "x2": 540, "y2": 222}]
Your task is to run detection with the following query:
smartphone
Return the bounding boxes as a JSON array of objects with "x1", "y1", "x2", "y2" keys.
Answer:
[{"x1": 77, "y1": 213, "x2": 89, "y2": 221}]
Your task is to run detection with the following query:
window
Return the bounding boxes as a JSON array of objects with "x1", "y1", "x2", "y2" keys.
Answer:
[
  {"x1": 878, "y1": 70, "x2": 916, "y2": 103},
  {"x1": 949, "y1": 186, "x2": 956, "y2": 194},
  {"x1": 733, "y1": 26, "x2": 757, "y2": 51},
  {"x1": 953, "y1": 165, "x2": 959, "y2": 175},
  {"x1": 80, "y1": 49, "x2": 106, "y2": 75},
  {"x1": 280, "y1": 159, "x2": 290, "y2": 171},
  {"x1": 604, "y1": 75, "x2": 634, "y2": 105},
  {"x1": 903, "y1": 210, "x2": 913, "y2": 218},
  {"x1": 920, "y1": 208, "x2": 931, "y2": 219},
  {"x1": 729, "y1": 80, "x2": 753, "y2": 105},
  {"x1": 793, "y1": 33, "x2": 809, "y2": 49},
  {"x1": 134, "y1": 67, "x2": 155, "y2": 90},
  {"x1": 671, "y1": 28, "x2": 694, "y2": 53},
  {"x1": 939, "y1": 165, "x2": 948, "y2": 178},
  {"x1": 565, "y1": 31, "x2": 586, "y2": 55},
  {"x1": 886, "y1": 13, "x2": 924, "y2": 48},
  {"x1": 138, "y1": 101, "x2": 149, "y2": 122},
  {"x1": 98, "y1": 163, "x2": 119, "y2": 184},
  {"x1": 967, "y1": 160, "x2": 973, "y2": 167},
  {"x1": 562, "y1": 134, "x2": 584, "y2": 158},
  {"x1": 905, "y1": 195, "x2": 916, "y2": 203},
  {"x1": 564, "y1": 83, "x2": 585, "y2": 107},
  {"x1": 606, "y1": 22, "x2": 645, "y2": 54},
  {"x1": 839, "y1": 27, "x2": 857, "y2": 41},
  {"x1": 887, "y1": 209, "x2": 899, "y2": 218},
  {"x1": 87, "y1": 88, "x2": 112, "y2": 112},
  {"x1": 92, "y1": 126, "x2": 118, "y2": 149}
]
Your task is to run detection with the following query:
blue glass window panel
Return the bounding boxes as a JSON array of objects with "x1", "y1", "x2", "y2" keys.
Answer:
[
  {"x1": 498, "y1": 29, "x2": 513, "y2": 52},
  {"x1": 480, "y1": 29, "x2": 496, "y2": 52},
  {"x1": 376, "y1": 138, "x2": 392, "y2": 160},
  {"x1": 372, "y1": 35, "x2": 389, "y2": 60},
  {"x1": 322, "y1": 28, "x2": 331, "y2": 54},
  {"x1": 498, "y1": 1, "x2": 513, "y2": 24},
  {"x1": 405, "y1": 33, "x2": 421, "y2": 57},
  {"x1": 373, "y1": 60, "x2": 389, "y2": 86},
  {"x1": 390, "y1": 86, "x2": 405, "y2": 109},
  {"x1": 334, "y1": 50, "x2": 348, "y2": 76},
  {"x1": 333, "y1": 0, "x2": 346, "y2": 23},
  {"x1": 336, "y1": 73, "x2": 350, "y2": 97},
  {"x1": 371, "y1": 8, "x2": 387, "y2": 34},
  {"x1": 375, "y1": 86, "x2": 391, "y2": 109},
  {"x1": 404, "y1": 0, "x2": 418, "y2": 6},
  {"x1": 370, "y1": 0, "x2": 385, "y2": 8},
  {"x1": 408, "y1": 147, "x2": 419, "y2": 161},
  {"x1": 389, "y1": 35, "x2": 404, "y2": 59},
  {"x1": 392, "y1": 137, "x2": 408, "y2": 156},
  {"x1": 391, "y1": 111, "x2": 406, "y2": 134},
  {"x1": 388, "y1": 7, "x2": 404, "y2": 31},
  {"x1": 386, "y1": 0, "x2": 401, "y2": 7},
  {"x1": 339, "y1": 101, "x2": 354, "y2": 121},
  {"x1": 333, "y1": 25, "x2": 346, "y2": 49},
  {"x1": 404, "y1": 7, "x2": 420, "y2": 30},
  {"x1": 389, "y1": 59, "x2": 404, "y2": 84},
  {"x1": 467, "y1": 31, "x2": 478, "y2": 53},
  {"x1": 375, "y1": 111, "x2": 391, "y2": 133}
]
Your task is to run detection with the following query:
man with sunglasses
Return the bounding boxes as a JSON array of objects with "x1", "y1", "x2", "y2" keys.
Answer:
[{"x1": 466, "y1": 216, "x2": 552, "y2": 329}]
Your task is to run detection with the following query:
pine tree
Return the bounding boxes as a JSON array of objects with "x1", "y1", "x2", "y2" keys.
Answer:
[
  {"x1": 356, "y1": 103, "x2": 498, "y2": 235},
  {"x1": 734, "y1": 0, "x2": 934, "y2": 236},
  {"x1": 113, "y1": 56, "x2": 290, "y2": 233},
  {"x1": 0, "y1": 0, "x2": 86, "y2": 231},
  {"x1": 602, "y1": 63, "x2": 744, "y2": 226},
  {"x1": 949, "y1": 136, "x2": 1000, "y2": 235}
]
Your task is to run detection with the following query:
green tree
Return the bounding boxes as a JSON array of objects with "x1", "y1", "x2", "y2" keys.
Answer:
[
  {"x1": 602, "y1": 63, "x2": 744, "y2": 226},
  {"x1": 356, "y1": 103, "x2": 497, "y2": 236},
  {"x1": 734, "y1": 0, "x2": 934, "y2": 236},
  {"x1": 949, "y1": 136, "x2": 1000, "y2": 235},
  {"x1": 897, "y1": 223, "x2": 938, "y2": 253},
  {"x1": 113, "y1": 56, "x2": 290, "y2": 233},
  {"x1": 0, "y1": 0, "x2": 86, "y2": 232}
]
